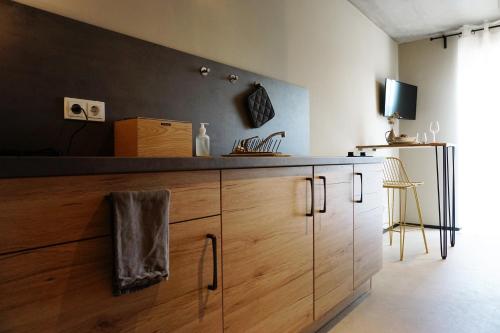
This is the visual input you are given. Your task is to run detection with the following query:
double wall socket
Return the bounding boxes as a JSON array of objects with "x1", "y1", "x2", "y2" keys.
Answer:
[{"x1": 64, "y1": 97, "x2": 105, "y2": 122}]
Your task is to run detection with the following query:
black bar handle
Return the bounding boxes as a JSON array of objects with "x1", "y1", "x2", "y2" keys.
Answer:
[
  {"x1": 319, "y1": 176, "x2": 327, "y2": 213},
  {"x1": 355, "y1": 172, "x2": 363, "y2": 203},
  {"x1": 207, "y1": 234, "x2": 218, "y2": 290},
  {"x1": 306, "y1": 177, "x2": 314, "y2": 216}
]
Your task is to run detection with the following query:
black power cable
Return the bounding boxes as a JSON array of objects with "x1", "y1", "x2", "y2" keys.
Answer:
[{"x1": 66, "y1": 104, "x2": 89, "y2": 155}]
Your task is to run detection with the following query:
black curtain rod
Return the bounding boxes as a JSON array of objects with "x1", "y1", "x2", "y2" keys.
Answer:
[{"x1": 430, "y1": 24, "x2": 500, "y2": 48}]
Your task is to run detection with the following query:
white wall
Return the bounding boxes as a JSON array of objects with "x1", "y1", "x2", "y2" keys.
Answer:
[
  {"x1": 398, "y1": 38, "x2": 459, "y2": 226},
  {"x1": 15, "y1": 0, "x2": 398, "y2": 155}
]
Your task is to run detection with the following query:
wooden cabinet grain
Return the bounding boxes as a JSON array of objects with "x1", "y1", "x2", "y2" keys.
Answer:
[
  {"x1": 0, "y1": 162, "x2": 385, "y2": 332},
  {"x1": 313, "y1": 165, "x2": 354, "y2": 320},
  {"x1": 0, "y1": 216, "x2": 223, "y2": 333},
  {"x1": 0, "y1": 170, "x2": 220, "y2": 254},
  {"x1": 221, "y1": 167, "x2": 314, "y2": 333},
  {"x1": 353, "y1": 163, "x2": 384, "y2": 289}
]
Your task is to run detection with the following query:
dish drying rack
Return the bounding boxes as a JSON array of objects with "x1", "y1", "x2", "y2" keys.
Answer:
[{"x1": 223, "y1": 131, "x2": 290, "y2": 157}]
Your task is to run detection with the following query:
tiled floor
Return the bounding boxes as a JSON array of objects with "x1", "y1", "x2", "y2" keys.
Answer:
[{"x1": 319, "y1": 228, "x2": 500, "y2": 333}]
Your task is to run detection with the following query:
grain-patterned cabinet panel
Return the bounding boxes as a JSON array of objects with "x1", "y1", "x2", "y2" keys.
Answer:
[
  {"x1": 0, "y1": 170, "x2": 220, "y2": 254},
  {"x1": 314, "y1": 165, "x2": 354, "y2": 320},
  {"x1": 0, "y1": 216, "x2": 223, "y2": 333},
  {"x1": 353, "y1": 163, "x2": 384, "y2": 289},
  {"x1": 221, "y1": 167, "x2": 314, "y2": 333}
]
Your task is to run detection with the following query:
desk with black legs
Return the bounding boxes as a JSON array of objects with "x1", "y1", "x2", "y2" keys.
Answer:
[{"x1": 356, "y1": 142, "x2": 456, "y2": 260}]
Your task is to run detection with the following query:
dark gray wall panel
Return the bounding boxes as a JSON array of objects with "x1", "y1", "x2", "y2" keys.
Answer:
[{"x1": 0, "y1": 0, "x2": 309, "y2": 156}]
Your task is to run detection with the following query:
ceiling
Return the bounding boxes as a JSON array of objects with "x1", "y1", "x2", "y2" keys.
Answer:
[{"x1": 349, "y1": 0, "x2": 500, "y2": 43}]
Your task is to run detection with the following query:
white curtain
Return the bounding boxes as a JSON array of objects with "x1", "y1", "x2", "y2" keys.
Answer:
[{"x1": 457, "y1": 22, "x2": 500, "y2": 229}]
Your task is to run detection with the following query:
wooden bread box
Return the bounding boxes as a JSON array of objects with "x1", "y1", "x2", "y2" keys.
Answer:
[{"x1": 114, "y1": 117, "x2": 192, "y2": 157}]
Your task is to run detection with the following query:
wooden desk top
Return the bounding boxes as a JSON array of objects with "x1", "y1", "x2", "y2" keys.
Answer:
[{"x1": 357, "y1": 142, "x2": 455, "y2": 150}]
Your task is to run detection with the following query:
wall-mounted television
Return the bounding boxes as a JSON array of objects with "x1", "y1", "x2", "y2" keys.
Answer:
[{"x1": 383, "y1": 78, "x2": 417, "y2": 120}]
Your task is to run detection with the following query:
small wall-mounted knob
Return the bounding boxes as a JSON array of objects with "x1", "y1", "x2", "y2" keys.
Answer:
[
  {"x1": 228, "y1": 74, "x2": 239, "y2": 83},
  {"x1": 200, "y1": 66, "x2": 210, "y2": 76}
]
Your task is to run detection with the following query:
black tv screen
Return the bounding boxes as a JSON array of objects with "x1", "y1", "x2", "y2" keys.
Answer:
[{"x1": 384, "y1": 78, "x2": 417, "y2": 119}]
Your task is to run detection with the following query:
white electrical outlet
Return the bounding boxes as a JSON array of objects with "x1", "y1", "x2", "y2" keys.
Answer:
[
  {"x1": 87, "y1": 100, "x2": 105, "y2": 122},
  {"x1": 64, "y1": 97, "x2": 105, "y2": 122},
  {"x1": 64, "y1": 97, "x2": 88, "y2": 121}
]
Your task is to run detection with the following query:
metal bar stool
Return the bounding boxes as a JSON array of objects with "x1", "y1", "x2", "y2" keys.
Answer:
[{"x1": 383, "y1": 157, "x2": 429, "y2": 260}]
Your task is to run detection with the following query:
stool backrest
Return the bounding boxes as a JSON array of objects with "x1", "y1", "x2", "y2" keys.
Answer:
[{"x1": 383, "y1": 157, "x2": 411, "y2": 183}]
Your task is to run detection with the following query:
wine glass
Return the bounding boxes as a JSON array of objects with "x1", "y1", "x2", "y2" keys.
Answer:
[
  {"x1": 422, "y1": 132, "x2": 428, "y2": 144},
  {"x1": 430, "y1": 121, "x2": 440, "y2": 143}
]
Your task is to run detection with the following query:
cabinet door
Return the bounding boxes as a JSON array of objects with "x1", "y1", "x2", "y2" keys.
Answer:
[
  {"x1": 0, "y1": 216, "x2": 223, "y2": 333},
  {"x1": 222, "y1": 167, "x2": 314, "y2": 333},
  {"x1": 353, "y1": 163, "x2": 384, "y2": 288},
  {"x1": 314, "y1": 165, "x2": 354, "y2": 320}
]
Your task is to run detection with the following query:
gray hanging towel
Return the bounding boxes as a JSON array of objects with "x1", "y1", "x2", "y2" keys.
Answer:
[{"x1": 110, "y1": 189, "x2": 170, "y2": 296}]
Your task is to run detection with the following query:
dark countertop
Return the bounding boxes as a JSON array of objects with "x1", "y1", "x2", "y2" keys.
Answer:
[{"x1": 0, "y1": 156, "x2": 383, "y2": 179}]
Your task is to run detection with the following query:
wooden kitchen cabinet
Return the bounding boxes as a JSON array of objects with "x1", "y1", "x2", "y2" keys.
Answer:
[
  {"x1": 353, "y1": 163, "x2": 384, "y2": 289},
  {"x1": 221, "y1": 167, "x2": 314, "y2": 333},
  {"x1": 0, "y1": 162, "x2": 385, "y2": 332},
  {"x1": 313, "y1": 165, "x2": 354, "y2": 320},
  {"x1": 0, "y1": 216, "x2": 223, "y2": 333}
]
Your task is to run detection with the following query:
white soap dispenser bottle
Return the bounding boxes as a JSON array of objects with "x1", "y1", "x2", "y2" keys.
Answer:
[{"x1": 196, "y1": 123, "x2": 210, "y2": 157}]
